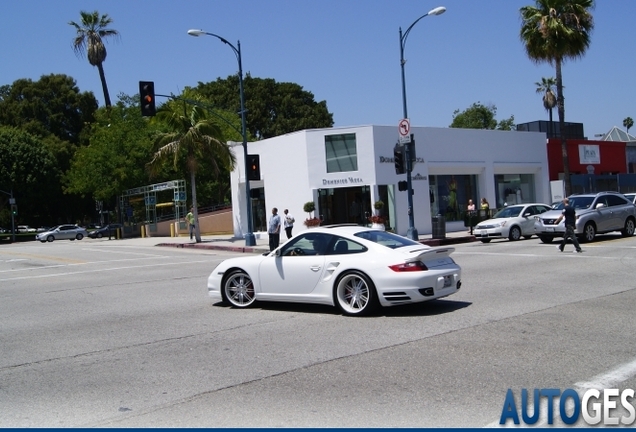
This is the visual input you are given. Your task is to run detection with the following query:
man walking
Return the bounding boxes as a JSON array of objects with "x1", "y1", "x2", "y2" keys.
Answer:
[
  {"x1": 555, "y1": 198, "x2": 582, "y2": 253},
  {"x1": 283, "y1": 209, "x2": 295, "y2": 239},
  {"x1": 268, "y1": 207, "x2": 281, "y2": 251},
  {"x1": 186, "y1": 207, "x2": 195, "y2": 241}
]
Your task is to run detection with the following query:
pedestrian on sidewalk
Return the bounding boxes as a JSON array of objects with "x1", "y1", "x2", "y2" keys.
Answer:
[
  {"x1": 283, "y1": 209, "x2": 295, "y2": 239},
  {"x1": 268, "y1": 207, "x2": 281, "y2": 251},
  {"x1": 466, "y1": 199, "x2": 476, "y2": 234},
  {"x1": 555, "y1": 198, "x2": 582, "y2": 253},
  {"x1": 186, "y1": 207, "x2": 195, "y2": 241}
]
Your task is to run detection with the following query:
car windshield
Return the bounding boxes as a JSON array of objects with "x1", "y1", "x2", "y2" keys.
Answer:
[
  {"x1": 553, "y1": 196, "x2": 594, "y2": 210},
  {"x1": 493, "y1": 206, "x2": 523, "y2": 218},
  {"x1": 354, "y1": 230, "x2": 420, "y2": 249}
]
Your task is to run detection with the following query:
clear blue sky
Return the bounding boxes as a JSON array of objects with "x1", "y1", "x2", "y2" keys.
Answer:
[{"x1": 2, "y1": 0, "x2": 634, "y2": 138}]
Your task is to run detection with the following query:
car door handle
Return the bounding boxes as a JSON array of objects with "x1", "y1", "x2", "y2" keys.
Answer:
[{"x1": 310, "y1": 266, "x2": 322, "y2": 272}]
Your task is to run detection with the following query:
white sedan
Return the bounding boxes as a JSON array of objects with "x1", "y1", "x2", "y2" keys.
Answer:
[
  {"x1": 207, "y1": 225, "x2": 462, "y2": 316},
  {"x1": 474, "y1": 203, "x2": 552, "y2": 243}
]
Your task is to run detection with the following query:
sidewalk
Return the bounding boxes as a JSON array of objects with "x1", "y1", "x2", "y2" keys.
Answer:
[{"x1": 149, "y1": 228, "x2": 477, "y2": 253}]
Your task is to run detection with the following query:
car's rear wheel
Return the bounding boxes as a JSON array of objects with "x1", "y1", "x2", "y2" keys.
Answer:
[
  {"x1": 480, "y1": 239, "x2": 491, "y2": 243},
  {"x1": 96, "y1": 232, "x2": 103, "y2": 239},
  {"x1": 583, "y1": 223, "x2": 596, "y2": 242},
  {"x1": 538, "y1": 236, "x2": 553, "y2": 244},
  {"x1": 508, "y1": 226, "x2": 521, "y2": 241},
  {"x1": 223, "y1": 270, "x2": 256, "y2": 308},
  {"x1": 76, "y1": 233, "x2": 83, "y2": 240},
  {"x1": 47, "y1": 235, "x2": 54, "y2": 242},
  {"x1": 621, "y1": 218, "x2": 635, "y2": 237},
  {"x1": 334, "y1": 270, "x2": 378, "y2": 316}
]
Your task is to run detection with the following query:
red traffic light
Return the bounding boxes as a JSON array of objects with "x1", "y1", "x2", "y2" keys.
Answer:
[{"x1": 139, "y1": 81, "x2": 156, "y2": 116}]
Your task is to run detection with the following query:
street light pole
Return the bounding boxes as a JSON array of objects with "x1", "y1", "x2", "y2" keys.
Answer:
[
  {"x1": 399, "y1": 6, "x2": 445, "y2": 240},
  {"x1": 188, "y1": 29, "x2": 256, "y2": 246}
]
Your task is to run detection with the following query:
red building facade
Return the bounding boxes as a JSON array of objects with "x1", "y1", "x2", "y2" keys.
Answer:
[{"x1": 547, "y1": 139, "x2": 627, "y2": 180}]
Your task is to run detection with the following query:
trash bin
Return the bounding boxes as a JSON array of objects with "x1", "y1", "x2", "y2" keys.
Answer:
[{"x1": 432, "y1": 214, "x2": 446, "y2": 239}]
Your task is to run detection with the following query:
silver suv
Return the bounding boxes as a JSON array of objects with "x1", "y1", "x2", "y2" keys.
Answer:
[{"x1": 534, "y1": 192, "x2": 636, "y2": 243}]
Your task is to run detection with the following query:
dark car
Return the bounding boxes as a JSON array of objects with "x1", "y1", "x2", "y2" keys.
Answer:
[{"x1": 88, "y1": 223, "x2": 123, "y2": 239}]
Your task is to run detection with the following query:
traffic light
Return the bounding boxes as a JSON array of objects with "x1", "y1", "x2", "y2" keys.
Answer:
[
  {"x1": 10, "y1": 204, "x2": 17, "y2": 216},
  {"x1": 139, "y1": 81, "x2": 156, "y2": 116},
  {"x1": 394, "y1": 144, "x2": 406, "y2": 175},
  {"x1": 247, "y1": 155, "x2": 260, "y2": 181},
  {"x1": 398, "y1": 181, "x2": 408, "y2": 192}
]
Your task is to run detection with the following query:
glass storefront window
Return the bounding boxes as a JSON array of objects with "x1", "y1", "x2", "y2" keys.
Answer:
[
  {"x1": 429, "y1": 175, "x2": 478, "y2": 221},
  {"x1": 325, "y1": 133, "x2": 358, "y2": 173},
  {"x1": 494, "y1": 174, "x2": 535, "y2": 208}
]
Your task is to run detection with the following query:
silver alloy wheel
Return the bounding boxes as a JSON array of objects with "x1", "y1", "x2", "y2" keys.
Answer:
[
  {"x1": 334, "y1": 271, "x2": 376, "y2": 316},
  {"x1": 76, "y1": 234, "x2": 83, "y2": 240},
  {"x1": 223, "y1": 270, "x2": 255, "y2": 308},
  {"x1": 622, "y1": 219, "x2": 635, "y2": 237},
  {"x1": 583, "y1": 223, "x2": 596, "y2": 242},
  {"x1": 47, "y1": 235, "x2": 54, "y2": 242},
  {"x1": 509, "y1": 226, "x2": 521, "y2": 241}
]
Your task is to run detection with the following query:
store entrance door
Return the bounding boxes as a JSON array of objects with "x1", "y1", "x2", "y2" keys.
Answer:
[{"x1": 318, "y1": 186, "x2": 371, "y2": 225}]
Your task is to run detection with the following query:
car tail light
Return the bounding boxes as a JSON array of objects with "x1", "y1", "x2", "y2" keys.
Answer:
[{"x1": 389, "y1": 261, "x2": 428, "y2": 272}]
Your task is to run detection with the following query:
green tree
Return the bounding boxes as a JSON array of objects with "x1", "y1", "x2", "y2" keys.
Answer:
[
  {"x1": 520, "y1": 0, "x2": 595, "y2": 196},
  {"x1": 69, "y1": 10, "x2": 119, "y2": 107},
  {"x1": 193, "y1": 75, "x2": 334, "y2": 139},
  {"x1": 450, "y1": 102, "x2": 515, "y2": 130},
  {"x1": 0, "y1": 127, "x2": 60, "y2": 227},
  {"x1": 535, "y1": 77, "x2": 557, "y2": 135},
  {"x1": 147, "y1": 99, "x2": 236, "y2": 242},
  {"x1": 64, "y1": 95, "x2": 156, "y2": 204},
  {"x1": 623, "y1": 117, "x2": 634, "y2": 135}
]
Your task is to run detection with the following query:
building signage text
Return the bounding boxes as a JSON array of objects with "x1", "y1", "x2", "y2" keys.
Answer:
[{"x1": 322, "y1": 177, "x2": 364, "y2": 186}]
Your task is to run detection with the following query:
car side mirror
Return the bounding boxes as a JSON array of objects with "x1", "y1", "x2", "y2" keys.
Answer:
[
  {"x1": 523, "y1": 212, "x2": 531, "y2": 217},
  {"x1": 595, "y1": 203, "x2": 605, "y2": 209}
]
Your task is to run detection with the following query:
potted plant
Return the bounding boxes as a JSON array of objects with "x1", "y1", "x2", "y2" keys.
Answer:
[
  {"x1": 369, "y1": 200, "x2": 386, "y2": 230},
  {"x1": 303, "y1": 201, "x2": 321, "y2": 227}
]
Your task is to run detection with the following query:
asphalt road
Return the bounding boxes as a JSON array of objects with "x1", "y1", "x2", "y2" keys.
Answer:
[{"x1": 1, "y1": 234, "x2": 635, "y2": 427}]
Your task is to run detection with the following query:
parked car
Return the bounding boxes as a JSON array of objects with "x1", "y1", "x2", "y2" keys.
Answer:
[
  {"x1": 88, "y1": 223, "x2": 123, "y2": 239},
  {"x1": 35, "y1": 224, "x2": 88, "y2": 242},
  {"x1": 17, "y1": 225, "x2": 36, "y2": 233},
  {"x1": 207, "y1": 225, "x2": 462, "y2": 316},
  {"x1": 534, "y1": 192, "x2": 636, "y2": 243},
  {"x1": 473, "y1": 203, "x2": 553, "y2": 243}
]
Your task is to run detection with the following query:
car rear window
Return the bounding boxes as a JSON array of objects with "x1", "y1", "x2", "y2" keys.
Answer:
[{"x1": 354, "y1": 230, "x2": 420, "y2": 249}]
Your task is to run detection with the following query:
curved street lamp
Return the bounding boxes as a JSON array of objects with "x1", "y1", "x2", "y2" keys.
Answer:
[
  {"x1": 399, "y1": 6, "x2": 446, "y2": 240},
  {"x1": 187, "y1": 29, "x2": 256, "y2": 246}
]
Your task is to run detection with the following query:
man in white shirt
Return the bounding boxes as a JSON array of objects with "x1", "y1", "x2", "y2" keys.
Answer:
[
  {"x1": 283, "y1": 209, "x2": 295, "y2": 239},
  {"x1": 268, "y1": 207, "x2": 281, "y2": 251}
]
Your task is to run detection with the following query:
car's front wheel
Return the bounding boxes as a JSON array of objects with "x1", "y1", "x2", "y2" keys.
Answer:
[
  {"x1": 334, "y1": 270, "x2": 378, "y2": 316},
  {"x1": 47, "y1": 235, "x2": 54, "y2": 242},
  {"x1": 583, "y1": 223, "x2": 596, "y2": 242},
  {"x1": 508, "y1": 226, "x2": 521, "y2": 241},
  {"x1": 621, "y1": 218, "x2": 635, "y2": 237},
  {"x1": 223, "y1": 270, "x2": 256, "y2": 308},
  {"x1": 96, "y1": 232, "x2": 103, "y2": 239}
]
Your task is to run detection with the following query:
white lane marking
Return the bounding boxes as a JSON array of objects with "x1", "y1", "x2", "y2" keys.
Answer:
[
  {"x1": 0, "y1": 259, "x2": 214, "y2": 282},
  {"x1": 486, "y1": 357, "x2": 636, "y2": 427},
  {"x1": 0, "y1": 255, "x2": 171, "y2": 274}
]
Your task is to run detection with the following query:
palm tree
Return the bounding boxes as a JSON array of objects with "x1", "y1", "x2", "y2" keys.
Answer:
[
  {"x1": 535, "y1": 77, "x2": 557, "y2": 137},
  {"x1": 520, "y1": 0, "x2": 594, "y2": 196},
  {"x1": 69, "y1": 10, "x2": 119, "y2": 107},
  {"x1": 623, "y1": 117, "x2": 634, "y2": 135},
  {"x1": 147, "y1": 100, "x2": 236, "y2": 243}
]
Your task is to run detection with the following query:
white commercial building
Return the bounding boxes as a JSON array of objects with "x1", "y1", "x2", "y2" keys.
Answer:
[{"x1": 229, "y1": 125, "x2": 550, "y2": 238}]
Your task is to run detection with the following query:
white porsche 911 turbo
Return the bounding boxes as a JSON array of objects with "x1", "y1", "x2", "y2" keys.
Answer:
[{"x1": 207, "y1": 225, "x2": 462, "y2": 316}]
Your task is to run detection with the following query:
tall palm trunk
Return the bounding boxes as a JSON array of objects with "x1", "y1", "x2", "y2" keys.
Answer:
[
  {"x1": 97, "y1": 63, "x2": 112, "y2": 107},
  {"x1": 555, "y1": 59, "x2": 571, "y2": 196},
  {"x1": 548, "y1": 108, "x2": 553, "y2": 137},
  {"x1": 190, "y1": 170, "x2": 201, "y2": 243}
]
